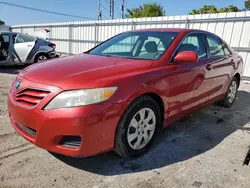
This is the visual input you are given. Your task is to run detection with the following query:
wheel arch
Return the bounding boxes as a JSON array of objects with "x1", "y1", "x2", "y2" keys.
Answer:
[
  {"x1": 120, "y1": 91, "x2": 165, "y2": 127},
  {"x1": 234, "y1": 73, "x2": 241, "y2": 88},
  {"x1": 140, "y1": 92, "x2": 165, "y2": 124}
]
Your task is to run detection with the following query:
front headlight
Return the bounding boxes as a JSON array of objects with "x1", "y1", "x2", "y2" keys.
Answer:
[{"x1": 45, "y1": 87, "x2": 117, "y2": 110}]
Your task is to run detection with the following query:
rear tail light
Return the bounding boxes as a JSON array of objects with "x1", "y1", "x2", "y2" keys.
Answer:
[
  {"x1": 48, "y1": 43, "x2": 56, "y2": 49},
  {"x1": 44, "y1": 29, "x2": 50, "y2": 33}
]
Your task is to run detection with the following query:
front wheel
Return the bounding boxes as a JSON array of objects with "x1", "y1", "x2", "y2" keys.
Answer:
[
  {"x1": 218, "y1": 77, "x2": 239, "y2": 107},
  {"x1": 114, "y1": 96, "x2": 161, "y2": 158}
]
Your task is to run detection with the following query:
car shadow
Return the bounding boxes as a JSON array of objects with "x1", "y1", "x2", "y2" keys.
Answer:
[
  {"x1": 50, "y1": 90, "x2": 250, "y2": 176},
  {"x1": 0, "y1": 65, "x2": 28, "y2": 75}
]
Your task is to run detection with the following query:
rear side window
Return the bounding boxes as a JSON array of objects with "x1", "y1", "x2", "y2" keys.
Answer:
[
  {"x1": 223, "y1": 42, "x2": 232, "y2": 56},
  {"x1": 178, "y1": 33, "x2": 207, "y2": 59},
  {"x1": 205, "y1": 35, "x2": 224, "y2": 56},
  {"x1": 15, "y1": 34, "x2": 35, "y2": 43}
]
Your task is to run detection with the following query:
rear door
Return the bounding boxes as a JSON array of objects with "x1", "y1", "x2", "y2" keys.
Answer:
[
  {"x1": 203, "y1": 34, "x2": 234, "y2": 100},
  {"x1": 13, "y1": 34, "x2": 36, "y2": 62}
]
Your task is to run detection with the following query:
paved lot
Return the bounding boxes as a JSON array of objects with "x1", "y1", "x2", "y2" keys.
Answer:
[{"x1": 0, "y1": 67, "x2": 250, "y2": 188}]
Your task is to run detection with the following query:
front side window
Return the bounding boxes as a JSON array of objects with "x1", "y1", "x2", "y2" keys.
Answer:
[
  {"x1": 15, "y1": 34, "x2": 36, "y2": 43},
  {"x1": 178, "y1": 33, "x2": 207, "y2": 59},
  {"x1": 206, "y1": 35, "x2": 224, "y2": 56},
  {"x1": 89, "y1": 32, "x2": 178, "y2": 60}
]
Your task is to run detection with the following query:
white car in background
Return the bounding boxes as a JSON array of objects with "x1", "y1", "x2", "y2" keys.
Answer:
[{"x1": 0, "y1": 31, "x2": 57, "y2": 65}]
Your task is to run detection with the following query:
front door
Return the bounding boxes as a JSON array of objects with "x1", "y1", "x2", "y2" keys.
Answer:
[
  {"x1": 166, "y1": 33, "x2": 208, "y2": 121},
  {"x1": 13, "y1": 34, "x2": 36, "y2": 62}
]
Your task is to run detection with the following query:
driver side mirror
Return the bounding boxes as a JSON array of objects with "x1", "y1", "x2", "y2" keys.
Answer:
[{"x1": 174, "y1": 51, "x2": 198, "y2": 63}]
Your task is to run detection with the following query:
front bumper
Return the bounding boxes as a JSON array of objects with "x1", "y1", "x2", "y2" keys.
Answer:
[{"x1": 8, "y1": 78, "x2": 124, "y2": 157}]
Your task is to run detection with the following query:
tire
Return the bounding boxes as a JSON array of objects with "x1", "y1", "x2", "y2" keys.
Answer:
[
  {"x1": 114, "y1": 95, "x2": 162, "y2": 158},
  {"x1": 218, "y1": 76, "x2": 239, "y2": 108},
  {"x1": 35, "y1": 53, "x2": 49, "y2": 63}
]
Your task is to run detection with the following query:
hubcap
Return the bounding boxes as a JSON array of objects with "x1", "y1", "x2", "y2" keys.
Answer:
[
  {"x1": 228, "y1": 80, "x2": 237, "y2": 103},
  {"x1": 127, "y1": 108, "x2": 156, "y2": 150},
  {"x1": 37, "y1": 55, "x2": 47, "y2": 62}
]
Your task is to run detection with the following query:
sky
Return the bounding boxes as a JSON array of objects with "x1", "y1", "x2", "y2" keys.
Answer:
[{"x1": 0, "y1": 0, "x2": 246, "y2": 26}]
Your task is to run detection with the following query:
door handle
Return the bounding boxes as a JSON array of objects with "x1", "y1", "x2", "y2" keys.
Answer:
[
  {"x1": 27, "y1": 44, "x2": 32, "y2": 47},
  {"x1": 206, "y1": 64, "x2": 212, "y2": 71}
]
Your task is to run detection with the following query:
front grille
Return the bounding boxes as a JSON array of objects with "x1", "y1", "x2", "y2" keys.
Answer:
[
  {"x1": 17, "y1": 122, "x2": 36, "y2": 136},
  {"x1": 12, "y1": 88, "x2": 50, "y2": 108},
  {"x1": 59, "y1": 136, "x2": 81, "y2": 148}
]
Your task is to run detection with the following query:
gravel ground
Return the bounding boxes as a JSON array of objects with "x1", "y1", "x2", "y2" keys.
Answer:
[{"x1": 0, "y1": 67, "x2": 250, "y2": 188}]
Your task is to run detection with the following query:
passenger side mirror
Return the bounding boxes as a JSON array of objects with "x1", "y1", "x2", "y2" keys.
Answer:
[{"x1": 174, "y1": 51, "x2": 198, "y2": 63}]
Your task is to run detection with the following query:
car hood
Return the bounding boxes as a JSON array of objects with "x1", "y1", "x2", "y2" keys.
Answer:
[{"x1": 20, "y1": 54, "x2": 153, "y2": 89}]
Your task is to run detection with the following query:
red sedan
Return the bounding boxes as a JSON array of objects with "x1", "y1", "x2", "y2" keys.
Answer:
[{"x1": 8, "y1": 28, "x2": 243, "y2": 158}]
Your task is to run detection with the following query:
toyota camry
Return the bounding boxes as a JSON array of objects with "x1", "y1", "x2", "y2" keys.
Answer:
[{"x1": 8, "y1": 28, "x2": 243, "y2": 158}]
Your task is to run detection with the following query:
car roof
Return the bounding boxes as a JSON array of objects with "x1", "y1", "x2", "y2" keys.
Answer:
[
  {"x1": 131, "y1": 28, "x2": 211, "y2": 34},
  {"x1": 132, "y1": 28, "x2": 185, "y2": 32}
]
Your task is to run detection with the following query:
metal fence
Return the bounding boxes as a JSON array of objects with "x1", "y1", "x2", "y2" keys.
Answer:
[{"x1": 11, "y1": 11, "x2": 250, "y2": 77}]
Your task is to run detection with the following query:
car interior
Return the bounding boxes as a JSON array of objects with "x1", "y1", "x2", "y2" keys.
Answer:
[{"x1": 138, "y1": 41, "x2": 161, "y2": 59}]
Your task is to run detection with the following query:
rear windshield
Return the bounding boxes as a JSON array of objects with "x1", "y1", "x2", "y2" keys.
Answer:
[{"x1": 89, "y1": 31, "x2": 178, "y2": 60}]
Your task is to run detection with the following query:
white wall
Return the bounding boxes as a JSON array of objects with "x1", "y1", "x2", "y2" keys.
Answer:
[{"x1": 11, "y1": 11, "x2": 250, "y2": 77}]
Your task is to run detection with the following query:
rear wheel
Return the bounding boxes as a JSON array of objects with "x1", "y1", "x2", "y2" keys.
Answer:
[
  {"x1": 114, "y1": 96, "x2": 161, "y2": 158},
  {"x1": 35, "y1": 54, "x2": 48, "y2": 63},
  {"x1": 218, "y1": 77, "x2": 239, "y2": 107}
]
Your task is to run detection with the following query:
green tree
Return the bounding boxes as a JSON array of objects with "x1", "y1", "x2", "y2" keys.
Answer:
[
  {"x1": 189, "y1": 5, "x2": 241, "y2": 15},
  {"x1": 219, "y1": 5, "x2": 241, "y2": 13},
  {"x1": 0, "y1": 20, "x2": 5, "y2": 25},
  {"x1": 126, "y1": 3, "x2": 165, "y2": 18},
  {"x1": 189, "y1": 9, "x2": 200, "y2": 15},
  {"x1": 245, "y1": 0, "x2": 250, "y2": 10}
]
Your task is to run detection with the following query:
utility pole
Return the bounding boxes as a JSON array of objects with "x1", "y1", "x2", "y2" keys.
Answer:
[
  {"x1": 111, "y1": 0, "x2": 115, "y2": 19},
  {"x1": 109, "y1": 0, "x2": 112, "y2": 18},
  {"x1": 121, "y1": 0, "x2": 125, "y2": 19},
  {"x1": 98, "y1": 0, "x2": 102, "y2": 20},
  {"x1": 97, "y1": 0, "x2": 115, "y2": 20}
]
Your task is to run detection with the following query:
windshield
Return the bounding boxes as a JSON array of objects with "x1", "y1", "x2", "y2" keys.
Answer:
[{"x1": 89, "y1": 31, "x2": 178, "y2": 60}]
